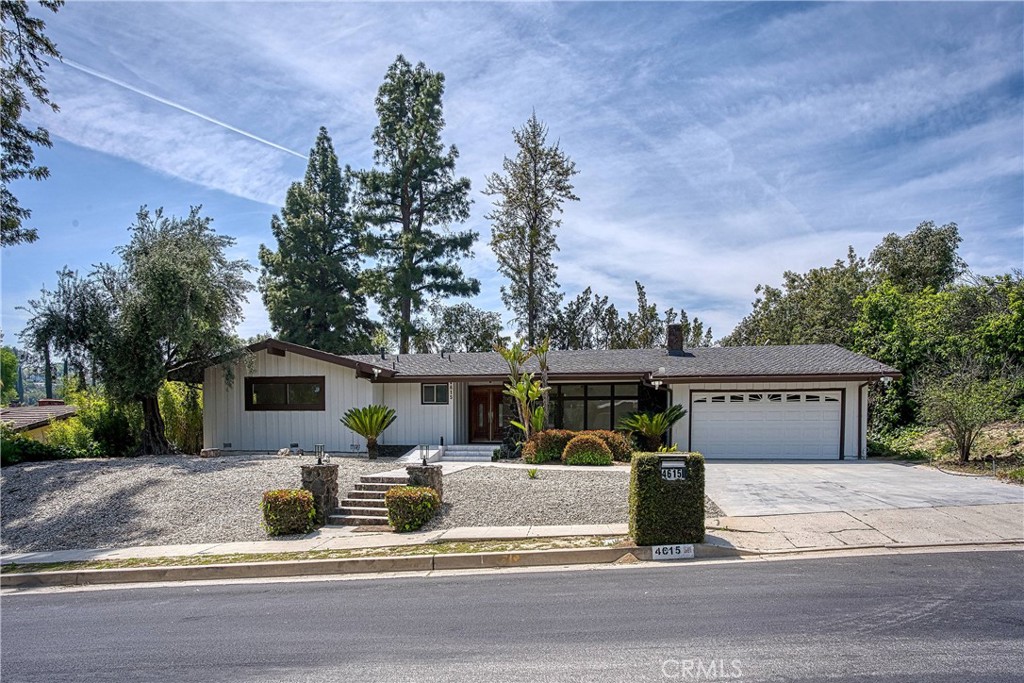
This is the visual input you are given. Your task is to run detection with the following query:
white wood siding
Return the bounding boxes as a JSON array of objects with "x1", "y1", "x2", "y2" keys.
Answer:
[
  {"x1": 669, "y1": 380, "x2": 865, "y2": 459},
  {"x1": 203, "y1": 349, "x2": 374, "y2": 452},
  {"x1": 379, "y1": 383, "x2": 454, "y2": 446}
]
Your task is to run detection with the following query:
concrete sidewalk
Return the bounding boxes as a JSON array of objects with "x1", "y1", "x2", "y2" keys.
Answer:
[{"x1": 3, "y1": 503, "x2": 1021, "y2": 566}]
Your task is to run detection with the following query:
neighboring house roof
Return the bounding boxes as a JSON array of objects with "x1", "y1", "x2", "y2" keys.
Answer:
[
  {"x1": 341, "y1": 344, "x2": 900, "y2": 383},
  {"x1": 1, "y1": 405, "x2": 79, "y2": 432}
]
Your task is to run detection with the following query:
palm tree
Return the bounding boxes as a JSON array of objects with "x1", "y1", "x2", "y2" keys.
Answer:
[
  {"x1": 617, "y1": 404, "x2": 687, "y2": 451},
  {"x1": 341, "y1": 405, "x2": 397, "y2": 459}
]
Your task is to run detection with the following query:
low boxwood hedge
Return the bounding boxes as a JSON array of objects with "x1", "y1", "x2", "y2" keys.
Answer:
[
  {"x1": 261, "y1": 489, "x2": 317, "y2": 536},
  {"x1": 385, "y1": 485, "x2": 441, "y2": 532},
  {"x1": 629, "y1": 452, "x2": 705, "y2": 545},
  {"x1": 562, "y1": 433, "x2": 613, "y2": 466}
]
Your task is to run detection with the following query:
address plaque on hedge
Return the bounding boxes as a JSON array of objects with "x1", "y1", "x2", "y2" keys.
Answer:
[{"x1": 660, "y1": 459, "x2": 689, "y2": 481}]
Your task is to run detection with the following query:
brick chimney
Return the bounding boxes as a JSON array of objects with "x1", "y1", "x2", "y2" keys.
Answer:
[{"x1": 667, "y1": 324, "x2": 684, "y2": 356}]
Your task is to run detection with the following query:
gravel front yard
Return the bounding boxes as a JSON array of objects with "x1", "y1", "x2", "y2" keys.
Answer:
[
  {"x1": 424, "y1": 466, "x2": 724, "y2": 530},
  {"x1": 0, "y1": 454, "x2": 394, "y2": 553}
]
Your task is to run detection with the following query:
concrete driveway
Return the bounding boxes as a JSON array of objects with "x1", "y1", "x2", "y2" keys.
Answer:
[{"x1": 705, "y1": 461, "x2": 1024, "y2": 517}]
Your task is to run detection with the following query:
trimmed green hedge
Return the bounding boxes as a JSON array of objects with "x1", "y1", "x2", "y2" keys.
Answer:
[
  {"x1": 562, "y1": 433, "x2": 613, "y2": 466},
  {"x1": 386, "y1": 485, "x2": 441, "y2": 532},
  {"x1": 261, "y1": 489, "x2": 317, "y2": 536},
  {"x1": 629, "y1": 452, "x2": 705, "y2": 545}
]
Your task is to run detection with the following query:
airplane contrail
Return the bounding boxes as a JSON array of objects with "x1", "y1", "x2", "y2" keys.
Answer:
[{"x1": 62, "y1": 58, "x2": 308, "y2": 160}]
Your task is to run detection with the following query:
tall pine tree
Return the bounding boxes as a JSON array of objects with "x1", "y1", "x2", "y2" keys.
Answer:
[
  {"x1": 358, "y1": 55, "x2": 478, "y2": 354},
  {"x1": 259, "y1": 127, "x2": 374, "y2": 354},
  {"x1": 485, "y1": 112, "x2": 578, "y2": 345}
]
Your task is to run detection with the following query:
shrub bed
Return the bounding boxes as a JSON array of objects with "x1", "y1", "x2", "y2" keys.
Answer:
[
  {"x1": 261, "y1": 489, "x2": 316, "y2": 536},
  {"x1": 523, "y1": 429, "x2": 576, "y2": 463},
  {"x1": 562, "y1": 433, "x2": 613, "y2": 466},
  {"x1": 587, "y1": 430, "x2": 634, "y2": 462},
  {"x1": 0, "y1": 423, "x2": 71, "y2": 467},
  {"x1": 385, "y1": 485, "x2": 441, "y2": 532},
  {"x1": 629, "y1": 452, "x2": 705, "y2": 545}
]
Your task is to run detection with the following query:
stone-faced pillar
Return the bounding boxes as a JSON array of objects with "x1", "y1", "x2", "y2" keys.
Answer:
[
  {"x1": 300, "y1": 464, "x2": 339, "y2": 525},
  {"x1": 406, "y1": 464, "x2": 443, "y2": 501}
]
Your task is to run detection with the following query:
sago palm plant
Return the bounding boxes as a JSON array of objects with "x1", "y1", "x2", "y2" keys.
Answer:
[
  {"x1": 341, "y1": 405, "x2": 397, "y2": 460},
  {"x1": 617, "y1": 404, "x2": 687, "y2": 452}
]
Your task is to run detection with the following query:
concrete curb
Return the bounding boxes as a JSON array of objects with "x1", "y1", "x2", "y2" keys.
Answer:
[
  {"x1": 4, "y1": 539, "x2": 1019, "y2": 590},
  {"x1": 0, "y1": 543, "x2": 744, "y2": 589}
]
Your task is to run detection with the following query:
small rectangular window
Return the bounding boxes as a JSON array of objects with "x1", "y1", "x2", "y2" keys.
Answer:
[
  {"x1": 824, "y1": 395, "x2": 839, "y2": 402},
  {"x1": 587, "y1": 384, "x2": 613, "y2": 398},
  {"x1": 421, "y1": 383, "x2": 450, "y2": 405},
  {"x1": 730, "y1": 394, "x2": 744, "y2": 403},
  {"x1": 805, "y1": 394, "x2": 820, "y2": 402},
  {"x1": 786, "y1": 394, "x2": 801, "y2": 403},
  {"x1": 711, "y1": 395, "x2": 725, "y2": 403},
  {"x1": 748, "y1": 393, "x2": 764, "y2": 402},
  {"x1": 245, "y1": 376, "x2": 324, "y2": 411},
  {"x1": 560, "y1": 384, "x2": 585, "y2": 397},
  {"x1": 768, "y1": 394, "x2": 782, "y2": 402}
]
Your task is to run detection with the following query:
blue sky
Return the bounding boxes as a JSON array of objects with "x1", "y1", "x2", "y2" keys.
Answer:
[{"x1": 3, "y1": 1, "x2": 1022, "y2": 346}]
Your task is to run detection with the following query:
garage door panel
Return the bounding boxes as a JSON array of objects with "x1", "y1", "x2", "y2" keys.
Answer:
[{"x1": 691, "y1": 391, "x2": 841, "y2": 460}]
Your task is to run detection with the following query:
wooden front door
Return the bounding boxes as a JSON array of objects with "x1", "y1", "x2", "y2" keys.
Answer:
[{"x1": 469, "y1": 386, "x2": 504, "y2": 442}]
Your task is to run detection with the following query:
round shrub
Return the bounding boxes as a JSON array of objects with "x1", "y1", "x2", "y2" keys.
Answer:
[
  {"x1": 261, "y1": 489, "x2": 316, "y2": 536},
  {"x1": 586, "y1": 430, "x2": 634, "y2": 462},
  {"x1": 525, "y1": 429, "x2": 576, "y2": 463},
  {"x1": 385, "y1": 485, "x2": 441, "y2": 532},
  {"x1": 562, "y1": 433, "x2": 613, "y2": 466}
]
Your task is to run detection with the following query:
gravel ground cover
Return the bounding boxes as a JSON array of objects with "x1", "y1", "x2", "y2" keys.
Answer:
[
  {"x1": 0, "y1": 454, "x2": 395, "y2": 552},
  {"x1": 424, "y1": 465, "x2": 724, "y2": 530}
]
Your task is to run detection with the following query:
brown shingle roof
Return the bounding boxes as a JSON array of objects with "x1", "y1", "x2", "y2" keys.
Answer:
[{"x1": 1, "y1": 405, "x2": 79, "y2": 432}]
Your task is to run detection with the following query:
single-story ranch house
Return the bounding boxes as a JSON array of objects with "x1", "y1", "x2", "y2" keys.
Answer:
[{"x1": 200, "y1": 325, "x2": 900, "y2": 460}]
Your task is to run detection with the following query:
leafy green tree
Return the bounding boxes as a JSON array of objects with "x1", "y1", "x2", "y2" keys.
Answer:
[
  {"x1": 0, "y1": 346, "x2": 18, "y2": 404},
  {"x1": 259, "y1": 127, "x2": 373, "y2": 354},
  {"x1": 341, "y1": 405, "x2": 397, "y2": 460},
  {"x1": 869, "y1": 220, "x2": 965, "y2": 293},
  {"x1": 549, "y1": 287, "x2": 609, "y2": 350},
  {"x1": 485, "y1": 112, "x2": 578, "y2": 345},
  {"x1": 1, "y1": 0, "x2": 62, "y2": 247},
  {"x1": 358, "y1": 55, "x2": 478, "y2": 353},
  {"x1": 22, "y1": 207, "x2": 253, "y2": 454},
  {"x1": 413, "y1": 301, "x2": 506, "y2": 353},
  {"x1": 722, "y1": 247, "x2": 870, "y2": 347},
  {"x1": 677, "y1": 310, "x2": 714, "y2": 348},
  {"x1": 915, "y1": 356, "x2": 1021, "y2": 462}
]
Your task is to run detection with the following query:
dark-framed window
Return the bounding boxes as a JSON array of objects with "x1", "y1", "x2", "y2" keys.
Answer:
[
  {"x1": 550, "y1": 383, "x2": 644, "y2": 431},
  {"x1": 245, "y1": 376, "x2": 325, "y2": 411},
  {"x1": 421, "y1": 383, "x2": 450, "y2": 405}
]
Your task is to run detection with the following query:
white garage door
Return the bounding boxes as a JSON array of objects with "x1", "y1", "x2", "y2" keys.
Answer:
[{"x1": 691, "y1": 391, "x2": 841, "y2": 459}]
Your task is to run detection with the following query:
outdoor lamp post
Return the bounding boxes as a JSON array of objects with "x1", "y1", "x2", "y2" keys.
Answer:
[{"x1": 314, "y1": 444, "x2": 325, "y2": 465}]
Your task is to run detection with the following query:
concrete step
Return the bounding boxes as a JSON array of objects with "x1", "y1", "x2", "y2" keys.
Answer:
[
  {"x1": 442, "y1": 456, "x2": 493, "y2": 462},
  {"x1": 327, "y1": 514, "x2": 390, "y2": 527},
  {"x1": 354, "y1": 482, "x2": 403, "y2": 492},
  {"x1": 336, "y1": 505, "x2": 389, "y2": 517},
  {"x1": 339, "y1": 497, "x2": 386, "y2": 508},
  {"x1": 360, "y1": 475, "x2": 408, "y2": 485},
  {"x1": 348, "y1": 489, "x2": 387, "y2": 500}
]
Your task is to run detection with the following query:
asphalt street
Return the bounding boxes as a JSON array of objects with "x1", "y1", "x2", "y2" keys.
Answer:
[{"x1": 2, "y1": 550, "x2": 1022, "y2": 682}]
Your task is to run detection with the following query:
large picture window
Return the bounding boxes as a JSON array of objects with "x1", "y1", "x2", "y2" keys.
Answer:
[
  {"x1": 551, "y1": 383, "x2": 642, "y2": 431},
  {"x1": 245, "y1": 376, "x2": 325, "y2": 411}
]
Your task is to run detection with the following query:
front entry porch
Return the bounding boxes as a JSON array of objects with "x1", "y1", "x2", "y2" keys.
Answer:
[{"x1": 468, "y1": 386, "x2": 505, "y2": 443}]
